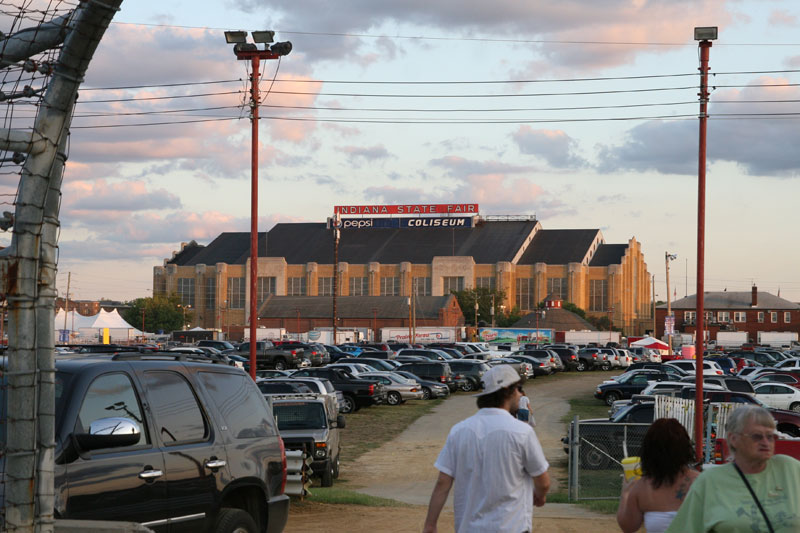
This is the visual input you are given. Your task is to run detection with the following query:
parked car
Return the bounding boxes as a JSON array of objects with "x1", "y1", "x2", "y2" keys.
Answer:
[
  {"x1": 677, "y1": 374, "x2": 756, "y2": 394},
  {"x1": 290, "y1": 367, "x2": 388, "y2": 413},
  {"x1": 446, "y1": 360, "x2": 491, "y2": 392},
  {"x1": 705, "y1": 357, "x2": 737, "y2": 375},
  {"x1": 271, "y1": 394, "x2": 346, "y2": 487},
  {"x1": 392, "y1": 370, "x2": 450, "y2": 399},
  {"x1": 488, "y1": 357, "x2": 534, "y2": 379},
  {"x1": 754, "y1": 383, "x2": 800, "y2": 412},
  {"x1": 236, "y1": 340, "x2": 306, "y2": 370},
  {"x1": 397, "y1": 361, "x2": 458, "y2": 392},
  {"x1": 664, "y1": 359, "x2": 725, "y2": 376},
  {"x1": 751, "y1": 372, "x2": 800, "y2": 388},
  {"x1": 595, "y1": 371, "x2": 671, "y2": 405},
  {"x1": 727, "y1": 350, "x2": 780, "y2": 367},
  {"x1": 508, "y1": 353, "x2": 552, "y2": 377},
  {"x1": 337, "y1": 357, "x2": 396, "y2": 372},
  {"x1": 13, "y1": 353, "x2": 289, "y2": 532},
  {"x1": 396, "y1": 348, "x2": 454, "y2": 361},
  {"x1": 775, "y1": 358, "x2": 800, "y2": 371},
  {"x1": 359, "y1": 371, "x2": 424, "y2": 404},
  {"x1": 546, "y1": 346, "x2": 581, "y2": 371},
  {"x1": 578, "y1": 347, "x2": 611, "y2": 370}
]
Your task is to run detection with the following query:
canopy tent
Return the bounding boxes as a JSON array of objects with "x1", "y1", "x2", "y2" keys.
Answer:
[
  {"x1": 55, "y1": 308, "x2": 142, "y2": 342},
  {"x1": 630, "y1": 336, "x2": 670, "y2": 350}
]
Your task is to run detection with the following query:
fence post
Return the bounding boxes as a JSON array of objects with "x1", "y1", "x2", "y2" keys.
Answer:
[{"x1": 568, "y1": 415, "x2": 579, "y2": 501}]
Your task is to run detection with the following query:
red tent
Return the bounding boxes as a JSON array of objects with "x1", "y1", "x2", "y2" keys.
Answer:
[{"x1": 630, "y1": 336, "x2": 669, "y2": 350}]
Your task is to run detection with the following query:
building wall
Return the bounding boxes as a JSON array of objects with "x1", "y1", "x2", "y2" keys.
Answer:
[
  {"x1": 155, "y1": 237, "x2": 651, "y2": 335},
  {"x1": 655, "y1": 306, "x2": 800, "y2": 343}
]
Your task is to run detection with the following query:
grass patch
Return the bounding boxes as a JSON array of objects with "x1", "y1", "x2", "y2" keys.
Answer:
[
  {"x1": 295, "y1": 486, "x2": 410, "y2": 507},
  {"x1": 339, "y1": 398, "x2": 443, "y2": 463},
  {"x1": 561, "y1": 390, "x2": 612, "y2": 423}
]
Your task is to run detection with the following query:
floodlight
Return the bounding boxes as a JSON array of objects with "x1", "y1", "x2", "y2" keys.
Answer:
[
  {"x1": 270, "y1": 41, "x2": 293, "y2": 56},
  {"x1": 252, "y1": 31, "x2": 275, "y2": 43},
  {"x1": 233, "y1": 42, "x2": 258, "y2": 54},
  {"x1": 224, "y1": 31, "x2": 248, "y2": 44},
  {"x1": 693, "y1": 27, "x2": 718, "y2": 41}
]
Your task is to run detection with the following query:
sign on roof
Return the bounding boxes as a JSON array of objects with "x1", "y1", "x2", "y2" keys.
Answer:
[
  {"x1": 327, "y1": 217, "x2": 474, "y2": 229},
  {"x1": 334, "y1": 204, "x2": 478, "y2": 215}
]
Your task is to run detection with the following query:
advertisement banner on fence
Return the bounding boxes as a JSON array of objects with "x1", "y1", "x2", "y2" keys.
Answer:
[{"x1": 478, "y1": 327, "x2": 553, "y2": 344}]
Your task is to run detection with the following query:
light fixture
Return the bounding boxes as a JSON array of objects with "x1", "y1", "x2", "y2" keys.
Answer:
[
  {"x1": 694, "y1": 26, "x2": 718, "y2": 41},
  {"x1": 270, "y1": 41, "x2": 293, "y2": 56},
  {"x1": 224, "y1": 31, "x2": 248, "y2": 43},
  {"x1": 252, "y1": 31, "x2": 275, "y2": 43}
]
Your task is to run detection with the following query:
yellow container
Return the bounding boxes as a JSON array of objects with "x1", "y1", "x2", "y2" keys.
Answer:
[{"x1": 622, "y1": 456, "x2": 642, "y2": 481}]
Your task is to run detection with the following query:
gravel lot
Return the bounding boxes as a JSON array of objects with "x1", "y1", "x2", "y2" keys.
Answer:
[{"x1": 285, "y1": 371, "x2": 621, "y2": 532}]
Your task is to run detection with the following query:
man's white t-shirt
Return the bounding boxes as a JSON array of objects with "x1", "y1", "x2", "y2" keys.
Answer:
[{"x1": 434, "y1": 408, "x2": 549, "y2": 533}]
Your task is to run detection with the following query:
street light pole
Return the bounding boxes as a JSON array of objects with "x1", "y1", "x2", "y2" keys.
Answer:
[
  {"x1": 693, "y1": 25, "x2": 717, "y2": 465},
  {"x1": 666, "y1": 252, "x2": 677, "y2": 354},
  {"x1": 225, "y1": 30, "x2": 291, "y2": 379}
]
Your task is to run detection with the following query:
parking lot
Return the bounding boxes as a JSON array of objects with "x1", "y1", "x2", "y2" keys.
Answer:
[{"x1": 284, "y1": 371, "x2": 620, "y2": 532}]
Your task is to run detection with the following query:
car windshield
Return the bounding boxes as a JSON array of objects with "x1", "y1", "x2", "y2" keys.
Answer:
[{"x1": 273, "y1": 403, "x2": 327, "y2": 430}]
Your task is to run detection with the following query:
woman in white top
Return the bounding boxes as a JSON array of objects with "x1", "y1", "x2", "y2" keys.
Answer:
[
  {"x1": 516, "y1": 390, "x2": 536, "y2": 428},
  {"x1": 616, "y1": 418, "x2": 699, "y2": 533}
]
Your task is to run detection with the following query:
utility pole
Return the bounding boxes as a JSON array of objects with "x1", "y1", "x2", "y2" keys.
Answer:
[
  {"x1": 652, "y1": 274, "x2": 656, "y2": 335},
  {"x1": 665, "y1": 252, "x2": 677, "y2": 354},
  {"x1": 224, "y1": 30, "x2": 291, "y2": 379},
  {"x1": 693, "y1": 25, "x2": 717, "y2": 464},
  {"x1": 62, "y1": 272, "x2": 70, "y2": 338},
  {"x1": 408, "y1": 297, "x2": 412, "y2": 345},
  {"x1": 332, "y1": 212, "x2": 340, "y2": 343}
]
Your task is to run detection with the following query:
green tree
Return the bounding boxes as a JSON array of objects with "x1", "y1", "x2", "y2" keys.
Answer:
[
  {"x1": 121, "y1": 294, "x2": 190, "y2": 334},
  {"x1": 562, "y1": 301, "x2": 587, "y2": 319},
  {"x1": 451, "y1": 288, "x2": 508, "y2": 326}
]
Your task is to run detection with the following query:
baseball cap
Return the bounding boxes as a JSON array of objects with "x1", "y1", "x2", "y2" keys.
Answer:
[{"x1": 474, "y1": 364, "x2": 522, "y2": 397}]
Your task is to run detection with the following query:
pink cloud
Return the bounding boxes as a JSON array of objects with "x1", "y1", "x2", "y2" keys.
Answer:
[
  {"x1": 769, "y1": 10, "x2": 797, "y2": 27},
  {"x1": 263, "y1": 74, "x2": 324, "y2": 142}
]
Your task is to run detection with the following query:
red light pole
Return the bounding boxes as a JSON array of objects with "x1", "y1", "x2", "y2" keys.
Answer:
[
  {"x1": 226, "y1": 31, "x2": 291, "y2": 379},
  {"x1": 693, "y1": 26, "x2": 717, "y2": 464}
]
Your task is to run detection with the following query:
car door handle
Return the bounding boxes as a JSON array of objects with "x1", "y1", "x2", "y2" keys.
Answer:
[
  {"x1": 139, "y1": 469, "x2": 164, "y2": 480},
  {"x1": 205, "y1": 459, "x2": 227, "y2": 469}
]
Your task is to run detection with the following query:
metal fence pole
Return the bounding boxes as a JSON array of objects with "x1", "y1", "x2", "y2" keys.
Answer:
[{"x1": 569, "y1": 415, "x2": 579, "y2": 501}]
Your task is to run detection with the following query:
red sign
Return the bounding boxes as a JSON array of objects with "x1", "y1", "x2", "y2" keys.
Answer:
[{"x1": 334, "y1": 204, "x2": 478, "y2": 215}]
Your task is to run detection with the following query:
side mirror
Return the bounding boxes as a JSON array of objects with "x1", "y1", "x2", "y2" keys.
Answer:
[
  {"x1": 336, "y1": 415, "x2": 346, "y2": 429},
  {"x1": 74, "y1": 417, "x2": 141, "y2": 451}
]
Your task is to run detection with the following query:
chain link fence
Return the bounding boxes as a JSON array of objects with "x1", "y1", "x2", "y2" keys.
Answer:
[{"x1": 566, "y1": 397, "x2": 740, "y2": 500}]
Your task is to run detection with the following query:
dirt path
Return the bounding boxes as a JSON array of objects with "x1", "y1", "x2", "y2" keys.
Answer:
[{"x1": 285, "y1": 372, "x2": 621, "y2": 532}]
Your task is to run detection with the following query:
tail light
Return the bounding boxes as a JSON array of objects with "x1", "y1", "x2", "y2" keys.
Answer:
[
  {"x1": 368, "y1": 384, "x2": 375, "y2": 395},
  {"x1": 592, "y1": 354, "x2": 597, "y2": 359},
  {"x1": 279, "y1": 437, "x2": 287, "y2": 494},
  {"x1": 550, "y1": 357, "x2": 555, "y2": 363},
  {"x1": 291, "y1": 349, "x2": 297, "y2": 356},
  {"x1": 571, "y1": 355, "x2": 576, "y2": 360},
  {"x1": 440, "y1": 375, "x2": 447, "y2": 383},
  {"x1": 713, "y1": 440, "x2": 724, "y2": 464}
]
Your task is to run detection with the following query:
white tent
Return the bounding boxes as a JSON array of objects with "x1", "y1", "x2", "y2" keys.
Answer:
[{"x1": 55, "y1": 308, "x2": 142, "y2": 343}]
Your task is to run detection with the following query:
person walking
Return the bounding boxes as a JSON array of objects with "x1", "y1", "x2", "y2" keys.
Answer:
[
  {"x1": 666, "y1": 405, "x2": 800, "y2": 532},
  {"x1": 517, "y1": 389, "x2": 536, "y2": 428},
  {"x1": 616, "y1": 418, "x2": 699, "y2": 533},
  {"x1": 422, "y1": 365, "x2": 550, "y2": 533}
]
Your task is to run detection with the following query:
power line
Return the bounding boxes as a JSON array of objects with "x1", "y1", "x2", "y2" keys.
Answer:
[
  {"x1": 81, "y1": 79, "x2": 243, "y2": 90},
  {"x1": 262, "y1": 85, "x2": 699, "y2": 98},
  {"x1": 78, "y1": 90, "x2": 244, "y2": 104}
]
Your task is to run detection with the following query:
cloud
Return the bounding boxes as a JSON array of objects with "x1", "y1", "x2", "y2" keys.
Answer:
[
  {"x1": 340, "y1": 144, "x2": 392, "y2": 163},
  {"x1": 431, "y1": 155, "x2": 534, "y2": 176},
  {"x1": 769, "y1": 10, "x2": 797, "y2": 27},
  {"x1": 62, "y1": 179, "x2": 181, "y2": 218},
  {"x1": 596, "y1": 77, "x2": 800, "y2": 177},
  {"x1": 512, "y1": 126, "x2": 588, "y2": 168},
  {"x1": 240, "y1": 0, "x2": 732, "y2": 71}
]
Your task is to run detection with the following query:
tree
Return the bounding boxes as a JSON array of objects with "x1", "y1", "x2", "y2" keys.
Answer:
[
  {"x1": 121, "y1": 294, "x2": 189, "y2": 334},
  {"x1": 451, "y1": 287, "x2": 507, "y2": 326},
  {"x1": 562, "y1": 301, "x2": 586, "y2": 319}
]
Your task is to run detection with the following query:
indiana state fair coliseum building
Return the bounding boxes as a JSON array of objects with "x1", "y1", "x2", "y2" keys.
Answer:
[{"x1": 153, "y1": 203, "x2": 652, "y2": 336}]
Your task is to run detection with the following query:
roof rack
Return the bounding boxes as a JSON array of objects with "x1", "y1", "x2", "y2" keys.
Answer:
[
  {"x1": 111, "y1": 351, "x2": 227, "y2": 365},
  {"x1": 265, "y1": 393, "x2": 323, "y2": 401}
]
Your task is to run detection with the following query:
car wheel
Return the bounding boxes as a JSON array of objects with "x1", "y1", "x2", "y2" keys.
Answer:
[
  {"x1": 214, "y1": 508, "x2": 258, "y2": 533},
  {"x1": 340, "y1": 395, "x2": 356, "y2": 414},
  {"x1": 575, "y1": 361, "x2": 587, "y2": 372},
  {"x1": 581, "y1": 443, "x2": 611, "y2": 470},
  {"x1": 791, "y1": 402, "x2": 800, "y2": 413},
  {"x1": 332, "y1": 455, "x2": 340, "y2": 479},
  {"x1": 460, "y1": 379, "x2": 476, "y2": 392},
  {"x1": 274, "y1": 359, "x2": 287, "y2": 371},
  {"x1": 422, "y1": 387, "x2": 432, "y2": 400},
  {"x1": 604, "y1": 391, "x2": 620, "y2": 406},
  {"x1": 601, "y1": 362, "x2": 612, "y2": 371},
  {"x1": 321, "y1": 460, "x2": 334, "y2": 487},
  {"x1": 387, "y1": 391, "x2": 402, "y2": 405}
]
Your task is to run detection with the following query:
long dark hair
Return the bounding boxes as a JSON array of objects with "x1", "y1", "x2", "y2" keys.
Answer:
[{"x1": 640, "y1": 418, "x2": 694, "y2": 488}]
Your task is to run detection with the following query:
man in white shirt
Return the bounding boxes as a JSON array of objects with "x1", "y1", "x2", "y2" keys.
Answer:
[{"x1": 422, "y1": 364, "x2": 550, "y2": 533}]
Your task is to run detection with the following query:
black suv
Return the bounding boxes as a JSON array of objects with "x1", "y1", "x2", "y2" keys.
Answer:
[
  {"x1": 397, "y1": 361, "x2": 457, "y2": 392},
  {"x1": 1, "y1": 353, "x2": 289, "y2": 533},
  {"x1": 447, "y1": 360, "x2": 491, "y2": 392}
]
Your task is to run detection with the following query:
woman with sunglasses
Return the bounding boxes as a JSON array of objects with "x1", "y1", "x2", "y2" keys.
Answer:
[{"x1": 666, "y1": 405, "x2": 800, "y2": 532}]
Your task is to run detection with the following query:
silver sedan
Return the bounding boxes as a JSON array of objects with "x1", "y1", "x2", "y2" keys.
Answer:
[{"x1": 360, "y1": 371, "x2": 425, "y2": 405}]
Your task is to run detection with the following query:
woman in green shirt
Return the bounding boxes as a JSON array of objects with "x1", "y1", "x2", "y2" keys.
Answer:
[{"x1": 666, "y1": 405, "x2": 800, "y2": 532}]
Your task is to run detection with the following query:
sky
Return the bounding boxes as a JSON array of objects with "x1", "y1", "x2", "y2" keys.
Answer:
[{"x1": 3, "y1": 0, "x2": 800, "y2": 303}]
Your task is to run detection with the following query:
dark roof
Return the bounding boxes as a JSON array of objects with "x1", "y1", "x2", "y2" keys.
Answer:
[
  {"x1": 657, "y1": 292, "x2": 800, "y2": 310},
  {"x1": 589, "y1": 244, "x2": 628, "y2": 266},
  {"x1": 512, "y1": 307, "x2": 596, "y2": 330},
  {"x1": 517, "y1": 229, "x2": 600, "y2": 265},
  {"x1": 169, "y1": 240, "x2": 205, "y2": 264},
  {"x1": 257, "y1": 295, "x2": 456, "y2": 319},
  {"x1": 169, "y1": 220, "x2": 538, "y2": 266}
]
